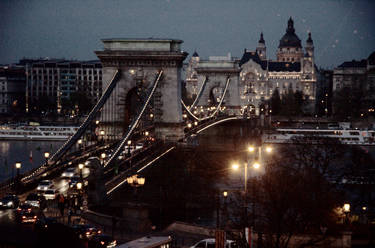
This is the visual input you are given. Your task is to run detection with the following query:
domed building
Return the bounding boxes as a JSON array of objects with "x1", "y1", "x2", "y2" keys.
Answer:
[
  {"x1": 277, "y1": 17, "x2": 303, "y2": 63},
  {"x1": 239, "y1": 17, "x2": 316, "y2": 115}
]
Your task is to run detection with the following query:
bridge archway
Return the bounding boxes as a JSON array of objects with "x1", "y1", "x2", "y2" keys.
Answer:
[
  {"x1": 95, "y1": 38, "x2": 188, "y2": 141},
  {"x1": 123, "y1": 86, "x2": 144, "y2": 133}
]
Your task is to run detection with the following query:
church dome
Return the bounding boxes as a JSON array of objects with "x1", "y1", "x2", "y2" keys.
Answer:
[{"x1": 278, "y1": 17, "x2": 302, "y2": 48}]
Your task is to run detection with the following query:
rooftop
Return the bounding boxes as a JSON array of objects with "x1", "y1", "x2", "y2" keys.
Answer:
[{"x1": 101, "y1": 38, "x2": 184, "y2": 52}]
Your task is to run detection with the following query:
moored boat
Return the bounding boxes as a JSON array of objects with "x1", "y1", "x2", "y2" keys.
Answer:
[{"x1": 0, "y1": 125, "x2": 79, "y2": 141}]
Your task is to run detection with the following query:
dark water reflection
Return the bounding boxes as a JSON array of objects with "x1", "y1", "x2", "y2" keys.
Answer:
[{"x1": 0, "y1": 140, "x2": 64, "y2": 182}]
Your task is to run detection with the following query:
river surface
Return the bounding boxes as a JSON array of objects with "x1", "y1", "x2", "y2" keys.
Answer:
[{"x1": 0, "y1": 140, "x2": 64, "y2": 183}]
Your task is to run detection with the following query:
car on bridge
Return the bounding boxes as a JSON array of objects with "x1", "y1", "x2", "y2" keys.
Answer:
[
  {"x1": 62, "y1": 167, "x2": 77, "y2": 178},
  {"x1": 17, "y1": 210, "x2": 38, "y2": 224},
  {"x1": 0, "y1": 194, "x2": 19, "y2": 209},
  {"x1": 37, "y1": 180, "x2": 54, "y2": 191},
  {"x1": 43, "y1": 189, "x2": 59, "y2": 200},
  {"x1": 16, "y1": 203, "x2": 32, "y2": 213},
  {"x1": 24, "y1": 193, "x2": 46, "y2": 208}
]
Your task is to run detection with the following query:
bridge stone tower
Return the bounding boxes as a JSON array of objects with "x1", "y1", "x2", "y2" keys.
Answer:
[
  {"x1": 95, "y1": 38, "x2": 188, "y2": 141},
  {"x1": 195, "y1": 59, "x2": 242, "y2": 115}
]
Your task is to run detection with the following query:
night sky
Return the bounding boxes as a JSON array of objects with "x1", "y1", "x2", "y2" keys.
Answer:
[{"x1": 1, "y1": 0, "x2": 374, "y2": 68}]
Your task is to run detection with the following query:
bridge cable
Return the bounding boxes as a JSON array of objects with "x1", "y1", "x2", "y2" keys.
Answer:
[
  {"x1": 189, "y1": 76, "x2": 208, "y2": 109},
  {"x1": 49, "y1": 69, "x2": 121, "y2": 164},
  {"x1": 103, "y1": 70, "x2": 164, "y2": 168},
  {"x1": 181, "y1": 77, "x2": 231, "y2": 121}
]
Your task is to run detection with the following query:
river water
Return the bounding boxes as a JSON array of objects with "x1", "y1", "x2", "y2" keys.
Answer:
[{"x1": 0, "y1": 140, "x2": 64, "y2": 183}]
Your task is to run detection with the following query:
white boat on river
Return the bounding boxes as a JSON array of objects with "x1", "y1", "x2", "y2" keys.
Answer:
[{"x1": 0, "y1": 125, "x2": 78, "y2": 141}]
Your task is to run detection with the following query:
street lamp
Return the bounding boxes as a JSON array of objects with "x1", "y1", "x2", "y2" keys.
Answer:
[
  {"x1": 343, "y1": 203, "x2": 350, "y2": 225},
  {"x1": 248, "y1": 145, "x2": 255, "y2": 153},
  {"x1": 126, "y1": 175, "x2": 145, "y2": 187},
  {"x1": 78, "y1": 163, "x2": 84, "y2": 179},
  {"x1": 99, "y1": 130, "x2": 105, "y2": 144},
  {"x1": 15, "y1": 162, "x2": 21, "y2": 175},
  {"x1": 77, "y1": 182, "x2": 82, "y2": 190},
  {"x1": 44, "y1": 152, "x2": 50, "y2": 165},
  {"x1": 231, "y1": 160, "x2": 260, "y2": 239},
  {"x1": 78, "y1": 139, "x2": 82, "y2": 150},
  {"x1": 265, "y1": 146, "x2": 272, "y2": 153},
  {"x1": 127, "y1": 140, "x2": 132, "y2": 157},
  {"x1": 253, "y1": 162, "x2": 260, "y2": 169},
  {"x1": 100, "y1": 153, "x2": 106, "y2": 166},
  {"x1": 15, "y1": 162, "x2": 21, "y2": 193}
]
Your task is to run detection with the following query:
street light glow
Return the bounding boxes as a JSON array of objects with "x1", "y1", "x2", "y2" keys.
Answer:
[
  {"x1": 248, "y1": 146, "x2": 255, "y2": 152},
  {"x1": 265, "y1": 146, "x2": 272, "y2": 153},
  {"x1": 44, "y1": 152, "x2": 50, "y2": 159},
  {"x1": 77, "y1": 182, "x2": 82, "y2": 190},
  {"x1": 253, "y1": 162, "x2": 260, "y2": 169},
  {"x1": 101, "y1": 153, "x2": 106, "y2": 159},
  {"x1": 15, "y1": 162, "x2": 21, "y2": 169},
  {"x1": 343, "y1": 203, "x2": 350, "y2": 213},
  {"x1": 223, "y1": 191, "x2": 228, "y2": 197},
  {"x1": 232, "y1": 163, "x2": 239, "y2": 170},
  {"x1": 78, "y1": 163, "x2": 84, "y2": 170}
]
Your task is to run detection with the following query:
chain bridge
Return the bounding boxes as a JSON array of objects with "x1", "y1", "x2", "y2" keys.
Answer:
[
  {"x1": 1, "y1": 38, "x2": 374, "y2": 200},
  {"x1": 0, "y1": 38, "x2": 249, "y2": 197}
]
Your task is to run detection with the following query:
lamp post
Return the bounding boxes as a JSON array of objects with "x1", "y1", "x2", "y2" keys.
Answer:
[
  {"x1": 76, "y1": 182, "x2": 83, "y2": 212},
  {"x1": 127, "y1": 174, "x2": 145, "y2": 196},
  {"x1": 15, "y1": 162, "x2": 21, "y2": 193},
  {"x1": 232, "y1": 145, "x2": 263, "y2": 247},
  {"x1": 44, "y1": 152, "x2": 50, "y2": 166},
  {"x1": 99, "y1": 130, "x2": 105, "y2": 144},
  {"x1": 127, "y1": 140, "x2": 132, "y2": 157},
  {"x1": 343, "y1": 203, "x2": 350, "y2": 225},
  {"x1": 100, "y1": 153, "x2": 106, "y2": 166},
  {"x1": 78, "y1": 139, "x2": 82, "y2": 150},
  {"x1": 78, "y1": 163, "x2": 84, "y2": 180},
  {"x1": 126, "y1": 174, "x2": 145, "y2": 187}
]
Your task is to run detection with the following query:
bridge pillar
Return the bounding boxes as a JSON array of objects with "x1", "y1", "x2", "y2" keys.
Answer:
[
  {"x1": 96, "y1": 38, "x2": 188, "y2": 142},
  {"x1": 195, "y1": 60, "x2": 242, "y2": 116}
]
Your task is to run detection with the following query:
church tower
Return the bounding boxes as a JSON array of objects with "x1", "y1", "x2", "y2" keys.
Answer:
[
  {"x1": 277, "y1": 17, "x2": 303, "y2": 62},
  {"x1": 305, "y1": 32, "x2": 314, "y2": 58},
  {"x1": 302, "y1": 32, "x2": 315, "y2": 77},
  {"x1": 256, "y1": 33, "x2": 267, "y2": 60}
]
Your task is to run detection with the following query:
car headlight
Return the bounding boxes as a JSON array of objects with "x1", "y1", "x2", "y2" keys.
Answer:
[
  {"x1": 37, "y1": 186, "x2": 41, "y2": 190},
  {"x1": 7, "y1": 201, "x2": 13, "y2": 206},
  {"x1": 0, "y1": 202, "x2": 3, "y2": 205}
]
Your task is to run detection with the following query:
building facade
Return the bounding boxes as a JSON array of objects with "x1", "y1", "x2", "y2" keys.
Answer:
[
  {"x1": 0, "y1": 65, "x2": 26, "y2": 114},
  {"x1": 184, "y1": 17, "x2": 317, "y2": 116},
  {"x1": 332, "y1": 51, "x2": 375, "y2": 115},
  {"x1": 238, "y1": 17, "x2": 316, "y2": 115},
  {"x1": 22, "y1": 59, "x2": 102, "y2": 114}
]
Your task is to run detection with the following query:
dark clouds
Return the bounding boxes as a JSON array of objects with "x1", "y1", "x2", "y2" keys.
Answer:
[{"x1": 0, "y1": 0, "x2": 374, "y2": 68}]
